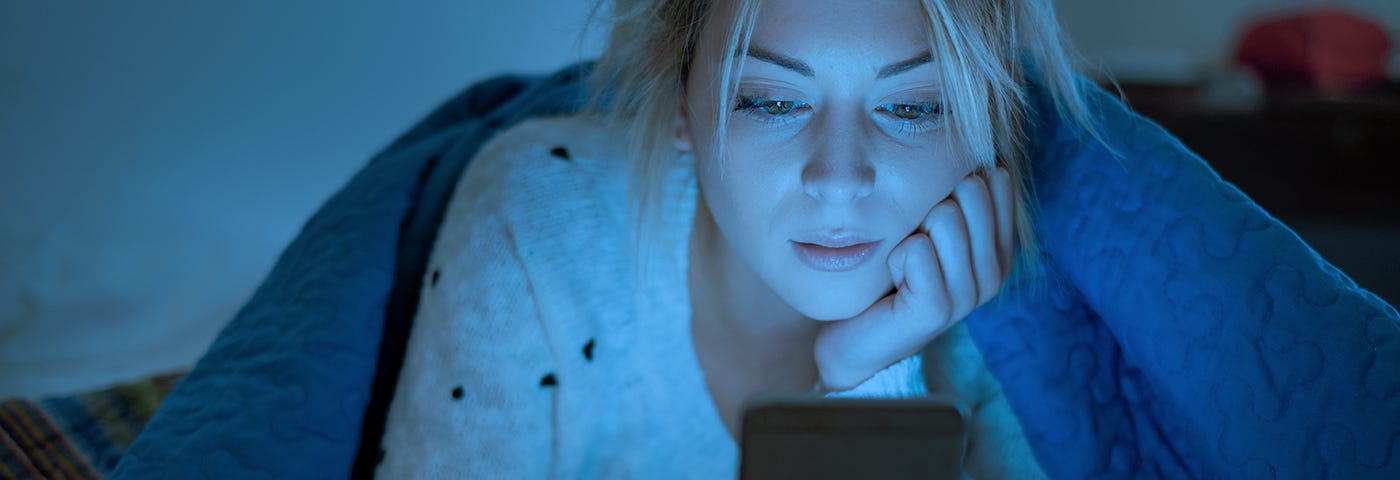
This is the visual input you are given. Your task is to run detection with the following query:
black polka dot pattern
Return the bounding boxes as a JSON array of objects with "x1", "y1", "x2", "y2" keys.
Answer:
[
  {"x1": 540, "y1": 373, "x2": 557, "y2": 387},
  {"x1": 451, "y1": 386, "x2": 463, "y2": 399},
  {"x1": 431, "y1": 269, "x2": 441, "y2": 287},
  {"x1": 583, "y1": 338, "x2": 595, "y2": 361},
  {"x1": 550, "y1": 146, "x2": 570, "y2": 161}
]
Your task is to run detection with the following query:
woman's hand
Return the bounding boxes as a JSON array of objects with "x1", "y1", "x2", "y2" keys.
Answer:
[{"x1": 814, "y1": 167, "x2": 1016, "y2": 390}]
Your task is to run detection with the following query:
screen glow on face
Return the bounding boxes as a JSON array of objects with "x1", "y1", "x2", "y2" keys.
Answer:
[{"x1": 682, "y1": 0, "x2": 975, "y2": 321}]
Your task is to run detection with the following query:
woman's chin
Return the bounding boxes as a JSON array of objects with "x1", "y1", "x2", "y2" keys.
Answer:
[{"x1": 787, "y1": 285, "x2": 890, "y2": 322}]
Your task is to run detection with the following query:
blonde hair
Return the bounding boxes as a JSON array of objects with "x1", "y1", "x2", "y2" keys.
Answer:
[{"x1": 587, "y1": 0, "x2": 1101, "y2": 288}]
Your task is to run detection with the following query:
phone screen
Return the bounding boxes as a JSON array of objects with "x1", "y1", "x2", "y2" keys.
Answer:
[{"x1": 739, "y1": 397, "x2": 964, "y2": 480}]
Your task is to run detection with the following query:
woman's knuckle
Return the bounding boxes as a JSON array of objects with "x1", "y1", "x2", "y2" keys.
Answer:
[{"x1": 961, "y1": 176, "x2": 989, "y2": 198}]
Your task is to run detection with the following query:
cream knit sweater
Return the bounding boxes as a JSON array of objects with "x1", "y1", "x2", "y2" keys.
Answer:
[{"x1": 376, "y1": 115, "x2": 1044, "y2": 478}]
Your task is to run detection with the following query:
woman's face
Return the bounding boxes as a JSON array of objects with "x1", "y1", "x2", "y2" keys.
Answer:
[{"x1": 681, "y1": 0, "x2": 975, "y2": 321}]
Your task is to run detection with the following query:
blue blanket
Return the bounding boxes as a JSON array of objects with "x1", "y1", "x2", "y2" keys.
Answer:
[
  {"x1": 970, "y1": 81, "x2": 1400, "y2": 478},
  {"x1": 113, "y1": 63, "x2": 1399, "y2": 478}
]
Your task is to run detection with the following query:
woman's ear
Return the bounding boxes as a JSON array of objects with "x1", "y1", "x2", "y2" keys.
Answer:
[{"x1": 674, "y1": 103, "x2": 694, "y2": 152}]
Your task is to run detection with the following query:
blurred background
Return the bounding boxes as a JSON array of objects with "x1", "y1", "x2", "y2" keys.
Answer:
[{"x1": 1, "y1": 0, "x2": 1396, "y2": 399}]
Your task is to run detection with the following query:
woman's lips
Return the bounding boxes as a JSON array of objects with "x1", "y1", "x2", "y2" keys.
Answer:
[{"x1": 792, "y1": 240, "x2": 882, "y2": 272}]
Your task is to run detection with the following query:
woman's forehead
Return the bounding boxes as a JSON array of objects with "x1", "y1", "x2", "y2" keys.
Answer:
[{"x1": 706, "y1": 0, "x2": 933, "y2": 79}]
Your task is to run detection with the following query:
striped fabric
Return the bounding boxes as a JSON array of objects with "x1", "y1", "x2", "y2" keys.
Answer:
[{"x1": 1, "y1": 373, "x2": 183, "y2": 480}]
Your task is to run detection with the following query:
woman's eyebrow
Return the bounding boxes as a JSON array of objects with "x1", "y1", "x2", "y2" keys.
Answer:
[
  {"x1": 742, "y1": 47, "x2": 934, "y2": 80},
  {"x1": 876, "y1": 52, "x2": 932, "y2": 79},
  {"x1": 746, "y1": 47, "x2": 814, "y2": 77}
]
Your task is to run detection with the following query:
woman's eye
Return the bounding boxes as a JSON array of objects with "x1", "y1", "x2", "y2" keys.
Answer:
[
  {"x1": 761, "y1": 100, "x2": 797, "y2": 115},
  {"x1": 735, "y1": 96, "x2": 808, "y2": 116},
  {"x1": 880, "y1": 102, "x2": 942, "y2": 120}
]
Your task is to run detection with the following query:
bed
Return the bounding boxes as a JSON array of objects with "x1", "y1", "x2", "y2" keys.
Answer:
[{"x1": 15, "y1": 62, "x2": 1392, "y2": 479}]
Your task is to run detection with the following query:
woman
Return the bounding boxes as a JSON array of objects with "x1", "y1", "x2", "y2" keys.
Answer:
[{"x1": 378, "y1": 0, "x2": 1096, "y2": 476}]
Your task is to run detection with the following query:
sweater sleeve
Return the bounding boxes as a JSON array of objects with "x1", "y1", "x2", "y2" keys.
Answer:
[
  {"x1": 821, "y1": 354, "x2": 928, "y2": 399},
  {"x1": 376, "y1": 165, "x2": 558, "y2": 477}
]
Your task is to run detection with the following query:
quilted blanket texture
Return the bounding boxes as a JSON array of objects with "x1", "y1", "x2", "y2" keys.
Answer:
[
  {"x1": 109, "y1": 64, "x2": 1398, "y2": 478},
  {"x1": 964, "y1": 81, "x2": 1400, "y2": 478}
]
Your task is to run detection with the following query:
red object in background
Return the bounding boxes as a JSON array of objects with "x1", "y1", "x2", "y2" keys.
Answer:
[{"x1": 1234, "y1": 8, "x2": 1391, "y2": 92}]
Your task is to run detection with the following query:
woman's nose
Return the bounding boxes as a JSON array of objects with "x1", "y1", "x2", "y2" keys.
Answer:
[{"x1": 802, "y1": 133, "x2": 875, "y2": 203}]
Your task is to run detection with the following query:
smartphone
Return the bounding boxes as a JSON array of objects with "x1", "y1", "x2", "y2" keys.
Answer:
[{"x1": 739, "y1": 396, "x2": 965, "y2": 480}]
